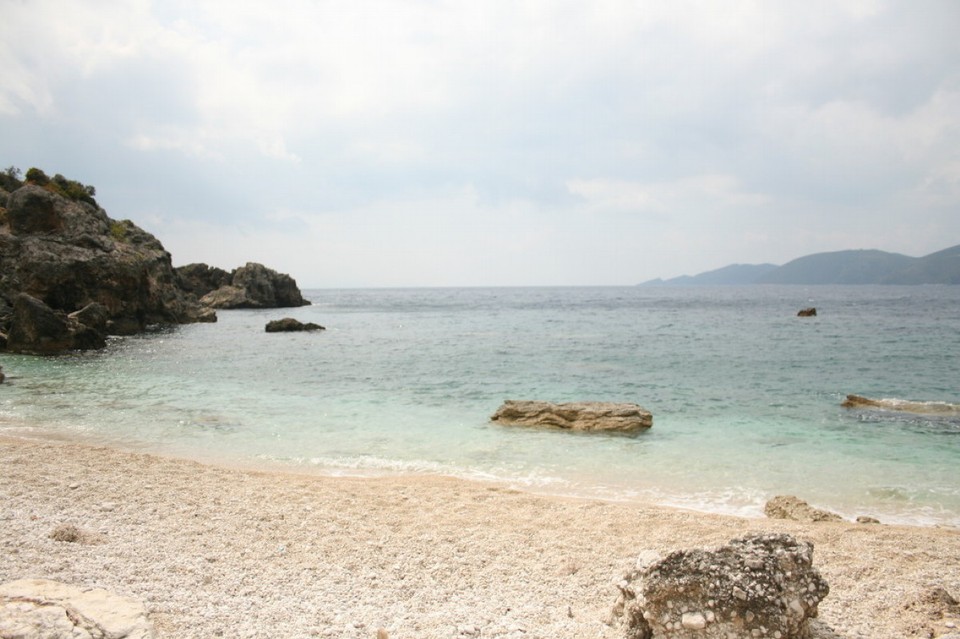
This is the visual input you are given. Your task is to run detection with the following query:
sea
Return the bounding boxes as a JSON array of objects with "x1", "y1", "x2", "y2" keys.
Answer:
[{"x1": 2, "y1": 285, "x2": 959, "y2": 527}]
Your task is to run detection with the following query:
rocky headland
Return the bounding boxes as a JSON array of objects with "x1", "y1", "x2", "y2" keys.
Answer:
[{"x1": 0, "y1": 167, "x2": 308, "y2": 354}]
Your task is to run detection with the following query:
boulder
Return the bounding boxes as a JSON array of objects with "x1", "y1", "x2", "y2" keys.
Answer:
[
  {"x1": 797, "y1": 307, "x2": 817, "y2": 317},
  {"x1": 198, "y1": 262, "x2": 309, "y2": 309},
  {"x1": 0, "y1": 578, "x2": 156, "y2": 639},
  {"x1": 6, "y1": 184, "x2": 64, "y2": 235},
  {"x1": 612, "y1": 533, "x2": 829, "y2": 639},
  {"x1": 265, "y1": 317, "x2": 325, "y2": 333},
  {"x1": 491, "y1": 400, "x2": 652, "y2": 433},
  {"x1": 764, "y1": 495, "x2": 843, "y2": 523},
  {"x1": 6, "y1": 293, "x2": 74, "y2": 354}
]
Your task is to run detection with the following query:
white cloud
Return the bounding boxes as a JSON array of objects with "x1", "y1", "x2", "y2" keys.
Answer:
[{"x1": 3, "y1": 0, "x2": 959, "y2": 285}]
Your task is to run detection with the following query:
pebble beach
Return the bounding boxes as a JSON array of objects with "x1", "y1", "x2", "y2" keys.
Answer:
[{"x1": 2, "y1": 435, "x2": 959, "y2": 638}]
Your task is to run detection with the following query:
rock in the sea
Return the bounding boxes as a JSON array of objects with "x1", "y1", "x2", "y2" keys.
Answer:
[
  {"x1": 491, "y1": 400, "x2": 652, "y2": 433},
  {"x1": 841, "y1": 394, "x2": 960, "y2": 415},
  {"x1": 764, "y1": 495, "x2": 843, "y2": 523},
  {"x1": 612, "y1": 533, "x2": 829, "y2": 639},
  {"x1": 797, "y1": 307, "x2": 817, "y2": 317},
  {"x1": 193, "y1": 262, "x2": 309, "y2": 309},
  {"x1": 0, "y1": 578, "x2": 156, "y2": 639},
  {"x1": 265, "y1": 318, "x2": 326, "y2": 333}
]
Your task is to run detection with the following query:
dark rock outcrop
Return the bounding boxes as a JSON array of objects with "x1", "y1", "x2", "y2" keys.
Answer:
[
  {"x1": 176, "y1": 262, "x2": 231, "y2": 297},
  {"x1": 179, "y1": 261, "x2": 309, "y2": 309},
  {"x1": 1, "y1": 182, "x2": 215, "y2": 353},
  {"x1": 491, "y1": 400, "x2": 652, "y2": 433},
  {"x1": 797, "y1": 307, "x2": 817, "y2": 317},
  {"x1": 612, "y1": 533, "x2": 829, "y2": 639},
  {"x1": 265, "y1": 318, "x2": 325, "y2": 333}
]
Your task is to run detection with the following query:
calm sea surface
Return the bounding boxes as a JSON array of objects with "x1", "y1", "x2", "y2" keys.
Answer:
[{"x1": 2, "y1": 286, "x2": 959, "y2": 526}]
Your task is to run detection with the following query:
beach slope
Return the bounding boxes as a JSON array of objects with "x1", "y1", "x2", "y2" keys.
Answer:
[{"x1": 1, "y1": 437, "x2": 958, "y2": 638}]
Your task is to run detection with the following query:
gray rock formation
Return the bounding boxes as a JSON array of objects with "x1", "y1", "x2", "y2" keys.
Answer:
[
  {"x1": 265, "y1": 317, "x2": 325, "y2": 333},
  {"x1": 491, "y1": 400, "x2": 652, "y2": 433},
  {"x1": 0, "y1": 578, "x2": 156, "y2": 639},
  {"x1": 182, "y1": 261, "x2": 310, "y2": 309},
  {"x1": 613, "y1": 533, "x2": 829, "y2": 639},
  {"x1": 175, "y1": 262, "x2": 231, "y2": 297},
  {"x1": 0, "y1": 182, "x2": 215, "y2": 353},
  {"x1": 764, "y1": 495, "x2": 843, "y2": 523}
]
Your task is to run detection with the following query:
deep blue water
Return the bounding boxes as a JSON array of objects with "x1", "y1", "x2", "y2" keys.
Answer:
[{"x1": 2, "y1": 285, "x2": 959, "y2": 525}]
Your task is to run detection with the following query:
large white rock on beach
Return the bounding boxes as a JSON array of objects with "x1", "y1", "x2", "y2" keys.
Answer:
[
  {"x1": 612, "y1": 533, "x2": 829, "y2": 639},
  {"x1": 490, "y1": 400, "x2": 652, "y2": 433},
  {"x1": 0, "y1": 579, "x2": 155, "y2": 639}
]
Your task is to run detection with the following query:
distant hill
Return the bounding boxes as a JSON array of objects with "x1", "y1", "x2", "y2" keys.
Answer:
[
  {"x1": 642, "y1": 263, "x2": 778, "y2": 286},
  {"x1": 642, "y1": 244, "x2": 960, "y2": 285}
]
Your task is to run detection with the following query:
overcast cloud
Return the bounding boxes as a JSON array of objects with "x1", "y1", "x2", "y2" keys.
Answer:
[{"x1": 2, "y1": 0, "x2": 958, "y2": 286}]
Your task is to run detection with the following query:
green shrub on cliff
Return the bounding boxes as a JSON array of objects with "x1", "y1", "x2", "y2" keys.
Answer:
[
  {"x1": 110, "y1": 220, "x2": 132, "y2": 242},
  {"x1": 25, "y1": 167, "x2": 49, "y2": 186},
  {"x1": 51, "y1": 173, "x2": 98, "y2": 207},
  {"x1": 0, "y1": 166, "x2": 22, "y2": 192},
  {"x1": 20, "y1": 166, "x2": 98, "y2": 208}
]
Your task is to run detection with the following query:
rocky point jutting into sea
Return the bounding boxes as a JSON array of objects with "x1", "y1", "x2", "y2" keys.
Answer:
[{"x1": 0, "y1": 167, "x2": 307, "y2": 355}]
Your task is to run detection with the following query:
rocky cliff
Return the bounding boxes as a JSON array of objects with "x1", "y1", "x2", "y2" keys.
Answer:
[
  {"x1": 0, "y1": 174, "x2": 216, "y2": 353},
  {"x1": 0, "y1": 168, "x2": 312, "y2": 354},
  {"x1": 0, "y1": 184, "x2": 216, "y2": 352}
]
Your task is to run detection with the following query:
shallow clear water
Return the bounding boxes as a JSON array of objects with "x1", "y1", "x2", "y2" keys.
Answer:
[{"x1": 2, "y1": 285, "x2": 959, "y2": 525}]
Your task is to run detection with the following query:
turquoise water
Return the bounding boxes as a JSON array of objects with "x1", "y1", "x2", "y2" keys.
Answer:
[{"x1": 2, "y1": 285, "x2": 959, "y2": 526}]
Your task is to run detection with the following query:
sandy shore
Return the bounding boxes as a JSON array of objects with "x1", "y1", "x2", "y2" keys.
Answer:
[{"x1": 1, "y1": 435, "x2": 959, "y2": 639}]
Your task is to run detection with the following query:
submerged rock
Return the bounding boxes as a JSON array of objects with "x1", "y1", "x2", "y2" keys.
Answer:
[
  {"x1": 841, "y1": 394, "x2": 960, "y2": 416},
  {"x1": 491, "y1": 400, "x2": 652, "y2": 433},
  {"x1": 612, "y1": 533, "x2": 829, "y2": 639}
]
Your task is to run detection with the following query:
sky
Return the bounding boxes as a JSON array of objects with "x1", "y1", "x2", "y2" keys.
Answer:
[{"x1": 2, "y1": 1, "x2": 959, "y2": 287}]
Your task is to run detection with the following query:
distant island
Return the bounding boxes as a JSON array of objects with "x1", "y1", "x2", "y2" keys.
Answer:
[{"x1": 642, "y1": 244, "x2": 960, "y2": 285}]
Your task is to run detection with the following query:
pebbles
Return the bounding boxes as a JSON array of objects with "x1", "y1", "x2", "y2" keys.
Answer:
[{"x1": 2, "y1": 437, "x2": 960, "y2": 638}]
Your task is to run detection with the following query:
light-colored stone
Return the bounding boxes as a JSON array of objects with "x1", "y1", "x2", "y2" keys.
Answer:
[
  {"x1": 0, "y1": 579, "x2": 155, "y2": 639},
  {"x1": 490, "y1": 400, "x2": 652, "y2": 433},
  {"x1": 764, "y1": 495, "x2": 843, "y2": 523}
]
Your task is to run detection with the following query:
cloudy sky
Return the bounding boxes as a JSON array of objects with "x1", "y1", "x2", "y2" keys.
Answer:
[{"x1": 2, "y1": 1, "x2": 958, "y2": 287}]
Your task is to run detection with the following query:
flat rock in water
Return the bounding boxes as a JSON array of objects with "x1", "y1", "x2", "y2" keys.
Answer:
[
  {"x1": 841, "y1": 394, "x2": 960, "y2": 416},
  {"x1": 0, "y1": 578, "x2": 155, "y2": 639},
  {"x1": 490, "y1": 400, "x2": 652, "y2": 433}
]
